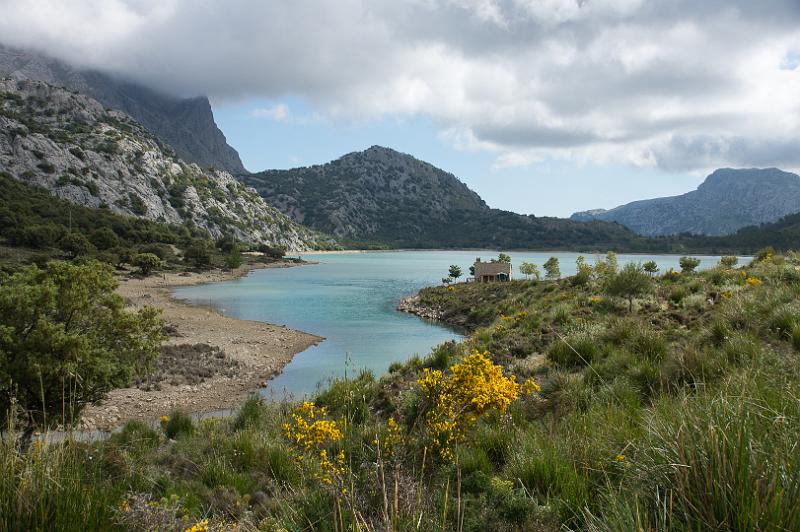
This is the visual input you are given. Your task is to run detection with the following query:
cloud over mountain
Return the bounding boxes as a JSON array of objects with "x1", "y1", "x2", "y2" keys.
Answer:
[{"x1": 2, "y1": 0, "x2": 800, "y2": 173}]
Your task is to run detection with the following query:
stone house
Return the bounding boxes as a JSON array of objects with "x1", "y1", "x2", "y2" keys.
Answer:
[{"x1": 473, "y1": 258, "x2": 511, "y2": 282}]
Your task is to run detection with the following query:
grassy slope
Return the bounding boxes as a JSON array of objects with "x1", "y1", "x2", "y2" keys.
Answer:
[{"x1": 3, "y1": 254, "x2": 800, "y2": 531}]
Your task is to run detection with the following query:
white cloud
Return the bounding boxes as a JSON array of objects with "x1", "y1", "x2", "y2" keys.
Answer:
[
  {"x1": 2, "y1": 0, "x2": 800, "y2": 173},
  {"x1": 252, "y1": 103, "x2": 290, "y2": 121}
]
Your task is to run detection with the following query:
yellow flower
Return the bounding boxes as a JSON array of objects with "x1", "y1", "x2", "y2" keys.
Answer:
[
  {"x1": 499, "y1": 314, "x2": 515, "y2": 322},
  {"x1": 417, "y1": 350, "x2": 521, "y2": 460},
  {"x1": 119, "y1": 499, "x2": 129, "y2": 513},
  {"x1": 615, "y1": 454, "x2": 626, "y2": 462},
  {"x1": 376, "y1": 416, "x2": 404, "y2": 459},
  {"x1": 283, "y1": 402, "x2": 345, "y2": 484},
  {"x1": 746, "y1": 276, "x2": 762, "y2": 286},
  {"x1": 589, "y1": 296, "x2": 602, "y2": 303},
  {"x1": 184, "y1": 519, "x2": 209, "y2": 532},
  {"x1": 159, "y1": 415, "x2": 169, "y2": 425},
  {"x1": 447, "y1": 285, "x2": 455, "y2": 292},
  {"x1": 521, "y1": 378, "x2": 541, "y2": 395}
]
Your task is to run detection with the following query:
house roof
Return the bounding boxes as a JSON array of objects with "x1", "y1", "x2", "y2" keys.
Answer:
[{"x1": 474, "y1": 261, "x2": 511, "y2": 276}]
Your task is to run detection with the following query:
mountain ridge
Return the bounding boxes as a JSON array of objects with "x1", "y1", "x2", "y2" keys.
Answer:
[
  {"x1": 571, "y1": 167, "x2": 800, "y2": 236},
  {"x1": 242, "y1": 145, "x2": 647, "y2": 250},
  {"x1": 0, "y1": 45, "x2": 245, "y2": 174}
]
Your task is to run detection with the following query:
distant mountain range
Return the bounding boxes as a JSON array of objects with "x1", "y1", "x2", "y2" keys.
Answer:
[
  {"x1": 571, "y1": 168, "x2": 800, "y2": 236},
  {"x1": 0, "y1": 45, "x2": 245, "y2": 174},
  {"x1": 0, "y1": 78, "x2": 325, "y2": 249},
  {"x1": 243, "y1": 146, "x2": 643, "y2": 250}
]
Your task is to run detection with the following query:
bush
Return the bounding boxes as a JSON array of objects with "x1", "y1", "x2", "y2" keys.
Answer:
[
  {"x1": 59, "y1": 231, "x2": 94, "y2": 257},
  {"x1": 133, "y1": 253, "x2": 162, "y2": 276},
  {"x1": 225, "y1": 249, "x2": 242, "y2": 269},
  {"x1": 258, "y1": 244, "x2": 286, "y2": 259},
  {"x1": 184, "y1": 241, "x2": 212, "y2": 269},
  {"x1": 679, "y1": 256, "x2": 701, "y2": 274},
  {"x1": 231, "y1": 396, "x2": 267, "y2": 431},
  {"x1": 604, "y1": 262, "x2": 651, "y2": 312},
  {"x1": 0, "y1": 261, "x2": 163, "y2": 438},
  {"x1": 548, "y1": 331, "x2": 602, "y2": 368},
  {"x1": 163, "y1": 411, "x2": 195, "y2": 439},
  {"x1": 89, "y1": 227, "x2": 120, "y2": 250}
]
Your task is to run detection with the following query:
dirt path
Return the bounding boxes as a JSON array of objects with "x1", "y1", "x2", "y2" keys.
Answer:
[{"x1": 80, "y1": 262, "x2": 323, "y2": 431}]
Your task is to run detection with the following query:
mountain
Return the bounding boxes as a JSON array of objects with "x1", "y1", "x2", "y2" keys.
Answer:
[
  {"x1": 571, "y1": 168, "x2": 800, "y2": 236},
  {"x1": 242, "y1": 146, "x2": 642, "y2": 249},
  {"x1": 665, "y1": 210, "x2": 800, "y2": 255},
  {"x1": 0, "y1": 78, "x2": 327, "y2": 250},
  {"x1": 0, "y1": 45, "x2": 245, "y2": 174}
]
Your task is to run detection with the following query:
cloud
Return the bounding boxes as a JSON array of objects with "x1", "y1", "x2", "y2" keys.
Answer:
[
  {"x1": 252, "y1": 103, "x2": 290, "y2": 122},
  {"x1": 2, "y1": 0, "x2": 800, "y2": 173}
]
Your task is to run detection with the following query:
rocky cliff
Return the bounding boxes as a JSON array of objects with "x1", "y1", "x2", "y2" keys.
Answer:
[
  {"x1": 0, "y1": 78, "x2": 326, "y2": 249},
  {"x1": 571, "y1": 168, "x2": 800, "y2": 236},
  {"x1": 0, "y1": 45, "x2": 245, "y2": 174}
]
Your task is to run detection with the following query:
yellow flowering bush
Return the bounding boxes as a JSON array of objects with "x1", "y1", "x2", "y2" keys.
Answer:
[
  {"x1": 589, "y1": 296, "x2": 602, "y2": 304},
  {"x1": 746, "y1": 276, "x2": 762, "y2": 286},
  {"x1": 417, "y1": 350, "x2": 537, "y2": 460},
  {"x1": 283, "y1": 402, "x2": 346, "y2": 483},
  {"x1": 184, "y1": 519, "x2": 209, "y2": 532}
]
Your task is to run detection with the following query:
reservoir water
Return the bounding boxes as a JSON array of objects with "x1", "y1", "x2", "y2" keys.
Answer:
[{"x1": 173, "y1": 250, "x2": 740, "y2": 398}]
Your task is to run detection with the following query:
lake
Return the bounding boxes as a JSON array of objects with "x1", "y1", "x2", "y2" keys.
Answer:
[{"x1": 173, "y1": 250, "x2": 742, "y2": 398}]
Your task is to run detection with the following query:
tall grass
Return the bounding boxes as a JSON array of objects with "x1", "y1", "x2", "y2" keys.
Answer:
[{"x1": 0, "y1": 436, "x2": 125, "y2": 531}]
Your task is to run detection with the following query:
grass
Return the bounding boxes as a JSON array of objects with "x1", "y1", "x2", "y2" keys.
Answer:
[{"x1": 2, "y1": 252, "x2": 800, "y2": 530}]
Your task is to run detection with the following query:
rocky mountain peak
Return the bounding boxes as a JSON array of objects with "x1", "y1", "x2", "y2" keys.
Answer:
[{"x1": 0, "y1": 44, "x2": 246, "y2": 174}]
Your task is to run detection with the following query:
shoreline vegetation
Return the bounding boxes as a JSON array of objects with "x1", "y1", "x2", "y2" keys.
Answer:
[
  {"x1": 4, "y1": 248, "x2": 800, "y2": 531},
  {"x1": 79, "y1": 260, "x2": 323, "y2": 432}
]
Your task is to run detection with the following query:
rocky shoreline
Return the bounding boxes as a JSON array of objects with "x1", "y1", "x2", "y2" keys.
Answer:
[
  {"x1": 79, "y1": 260, "x2": 323, "y2": 432},
  {"x1": 396, "y1": 294, "x2": 445, "y2": 321}
]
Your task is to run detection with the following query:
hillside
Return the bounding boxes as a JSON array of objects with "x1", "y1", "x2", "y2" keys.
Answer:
[
  {"x1": 0, "y1": 78, "x2": 327, "y2": 250},
  {"x1": 0, "y1": 45, "x2": 245, "y2": 174},
  {"x1": 243, "y1": 146, "x2": 644, "y2": 250},
  {"x1": 5, "y1": 252, "x2": 799, "y2": 530},
  {"x1": 571, "y1": 168, "x2": 800, "y2": 236}
]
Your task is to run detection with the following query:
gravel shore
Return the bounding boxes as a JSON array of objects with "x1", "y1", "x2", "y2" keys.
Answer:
[{"x1": 80, "y1": 262, "x2": 323, "y2": 431}]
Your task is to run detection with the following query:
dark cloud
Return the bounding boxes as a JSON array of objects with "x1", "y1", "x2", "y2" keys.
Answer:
[{"x1": 2, "y1": 0, "x2": 799, "y2": 172}]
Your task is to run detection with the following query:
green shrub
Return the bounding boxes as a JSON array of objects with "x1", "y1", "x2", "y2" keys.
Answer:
[
  {"x1": 315, "y1": 370, "x2": 376, "y2": 424},
  {"x1": 548, "y1": 331, "x2": 601, "y2": 368},
  {"x1": 679, "y1": 256, "x2": 701, "y2": 273},
  {"x1": 111, "y1": 419, "x2": 161, "y2": 455},
  {"x1": 133, "y1": 252, "x2": 162, "y2": 275},
  {"x1": 164, "y1": 411, "x2": 195, "y2": 439},
  {"x1": 231, "y1": 396, "x2": 267, "y2": 432},
  {"x1": 0, "y1": 261, "x2": 163, "y2": 437}
]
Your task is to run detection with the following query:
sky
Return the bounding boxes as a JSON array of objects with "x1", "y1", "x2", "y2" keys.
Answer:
[{"x1": 1, "y1": 0, "x2": 799, "y2": 216}]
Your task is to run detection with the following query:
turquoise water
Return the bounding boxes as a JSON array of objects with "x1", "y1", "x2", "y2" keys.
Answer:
[{"x1": 173, "y1": 250, "x2": 743, "y2": 398}]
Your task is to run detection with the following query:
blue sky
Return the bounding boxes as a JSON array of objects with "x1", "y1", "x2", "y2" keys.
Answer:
[{"x1": 213, "y1": 96, "x2": 703, "y2": 217}]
